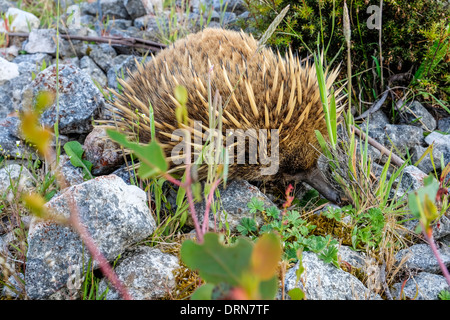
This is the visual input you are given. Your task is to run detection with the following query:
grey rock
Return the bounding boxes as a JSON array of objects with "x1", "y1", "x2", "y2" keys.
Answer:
[
  {"x1": 79, "y1": 55, "x2": 107, "y2": 88},
  {"x1": 398, "y1": 213, "x2": 450, "y2": 242},
  {"x1": 0, "y1": 8, "x2": 40, "y2": 33},
  {"x1": 57, "y1": 56, "x2": 80, "y2": 68},
  {"x1": 99, "y1": 246, "x2": 179, "y2": 300},
  {"x1": 397, "y1": 165, "x2": 428, "y2": 195},
  {"x1": 83, "y1": 127, "x2": 123, "y2": 175},
  {"x1": 72, "y1": 40, "x2": 96, "y2": 58},
  {"x1": 107, "y1": 54, "x2": 144, "y2": 89},
  {"x1": 22, "y1": 63, "x2": 105, "y2": 135},
  {"x1": 433, "y1": 214, "x2": 450, "y2": 240},
  {"x1": 0, "y1": 0, "x2": 16, "y2": 13},
  {"x1": 185, "y1": 180, "x2": 277, "y2": 233},
  {"x1": 80, "y1": 14, "x2": 95, "y2": 26},
  {"x1": 438, "y1": 117, "x2": 450, "y2": 133},
  {"x1": 56, "y1": 0, "x2": 76, "y2": 11},
  {"x1": 57, "y1": 154, "x2": 85, "y2": 187},
  {"x1": 365, "y1": 109, "x2": 390, "y2": 128},
  {"x1": 124, "y1": 0, "x2": 149, "y2": 19},
  {"x1": 112, "y1": 162, "x2": 138, "y2": 185},
  {"x1": 133, "y1": 14, "x2": 160, "y2": 32},
  {"x1": 88, "y1": 43, "x2": 117, "y2": 72},
  {"x1": 0, "y1": 57, "x2": 19, "y2": 82},
  {"x1": 360, "y1": 122, "x2": 424, "y2": 163},
  {"x1": 410, "y1": 145, "x2": 443, "y2": 173},
  {"x1": 338, "y1": 245, "x2": 368, "y2": 270},
  {"x1": 0, "y1": 61, "x2": 38, "y2": 118},
  {"x1": 381, "y1": 124, "x2": 424, "y2": 156},
  {"x1": 1, "y1": 273, "x2": 24, "y2": 298},
  {"x1": 425, "y1": 131, "x2": 449, "y2": 147},
  {"x1": 209, "y1": 10, "x2": 221, "y2": 22},
  {"x1": 108, "y1": 27, "x2": 144, "y2": 44},
  {"x1": 0, "y1": 117, "x2": 36, "y2": 159},
  {"x1": 0, "y1": 164, "x2": 34, "y2": 196},
  {"x1": 392, "y1": 272, "x2": 450, "y2": 300},
  {"x1": 400, "y1": 101, "x2": 437, "y2": 131},
  {"x1": 237, "y1": 11, "x2": 249, "y2": 20},
  {"x1": 105, "y1": 18, "x2": 133, "y2": 30},
  {"x1": 81, "y1": 0, "x2": 131, "y2": 20},
  {"x1": 12, "y1": 53, "x2": 53, "y2": 67},
  {"x1": 212, "y1": 0, "x2": 246, "y2": 14},
  {"x1": 424, "y1": 131, "x2": 450, "y2": 166},
  {"x1": 25, "y1": 174, "x2": 156, "y2": 299},
  {"x1": 395, "y1": 243, "x2": 450, "y2": 274},
  {"x1": 64, "y1": 4, "x2": 82, "y2": 30},
  {"x1": 371, "y1": 162, "x2": 392, "y2": 180},
  {"x1": 284, "y1": 251, "x2": 382, "y2": 300},
  {"x1": 222, "y1": 11, "x2": 236, "y2": 24},
  {"x1": 23, "y1": 29, "x2": 59, "y2": 55}
]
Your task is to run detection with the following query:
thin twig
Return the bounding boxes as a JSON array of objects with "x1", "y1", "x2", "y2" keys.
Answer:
[
  {"x1": 4, "y1": 32, "x2": 167, "y2": 52},
  {"x1": 351, "y1": 125, "x2": 405, "y2": 167}
]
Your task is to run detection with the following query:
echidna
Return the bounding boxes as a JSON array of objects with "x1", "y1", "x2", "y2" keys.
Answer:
[{"x1": 99, "y1": 28, "x2": 344, "y2": 203}]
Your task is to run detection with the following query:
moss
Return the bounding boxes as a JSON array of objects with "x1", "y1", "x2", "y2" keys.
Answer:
[{"x1": 243, "y1": 0, "x2": 449, "y2": 103}]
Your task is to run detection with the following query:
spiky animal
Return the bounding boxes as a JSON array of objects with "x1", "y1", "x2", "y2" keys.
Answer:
[{"x1": 100, "y1": 28, "x2": 344, "y2": 202}]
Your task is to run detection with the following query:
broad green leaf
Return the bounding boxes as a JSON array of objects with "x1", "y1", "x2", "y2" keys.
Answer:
[
  {"x1": 287, "y1": 288, "x2": 305, "y2": 300},
  {"x1": 258, "y1": 276, "x2": 279, "y2": 300},
  {"x1": 251, "y1": 233, "x2": 282, "y2": 281},
  {"x1": 137, "y1": 141, "x2": 168, "y2": 179},
  {"x1": 106, "y1": 129, "x2": 168, "y2": 179},
  {"x1": 63, "y1": 141, "x2": 93, "y2": 180},
  {"x1": 407, "y1": 176, "x2": 439, "y2": 222},
  {"x1": 180, "y1": 232, "x2": 253, "y2": 286},
  {"x1": 190, "y1": 283, "x2": 215, "y2": 300}
]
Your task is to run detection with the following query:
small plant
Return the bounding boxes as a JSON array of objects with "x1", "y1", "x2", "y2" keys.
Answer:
[
  {"x1": 63, "y1": 141, "x2": 93, "y2": 180},
  {"x1": 407, "y1": 170, "x2": 450, "y2": 287},
  {"x1": 180, "y1": 232, "x2": 282, "y2": 299},
  {"x1": 350, "y1": 207, "x2": 385, "y2": 250},
  {"x1": 236, "y1": 217, "x2": 258, "y2": 236},
  {"x1": 242, "y1": 192, "x2": 340, "y2": 266},
  {"x1": 438, "y1": 289, "x2": 450, "y2": 300}
]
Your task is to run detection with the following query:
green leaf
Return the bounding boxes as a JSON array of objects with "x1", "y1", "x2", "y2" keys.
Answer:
[
  {"x1": 251, "y1": 233, "x2": 282, "y2": 280},
  {"x1": 190, "y1": 283, "x2": 215, "y2": 300},
  {"x1": 247, "y1": 197, "x2": 265, "y2": 213},
  {"x1": 237, "y1": 217, "x2": 257, "y2": 236},
  {"x1": 266, "y1": 206, "x2": 280, "y2": 219},
  {"x1": 63, "y1": 141, "x2": 93, "y2": 180},
  {"x1": 407, "y1": 175, "x2": 439, "y2": 228},
  {"x1": 258, "y1": 276, "x2": 278, "y2": 300},
  {"x1": 180, "y1": 232, "x2": 253, "y2": 286},
  {"x1": 106, "y1": 129, "x2": 168, "y2": 179},
  {"x1": 287, "y1": 288, "x2": 305, "y2": 300},
  {"x1": 318, "y1": 245, "x2": 339, "y2": 267}
]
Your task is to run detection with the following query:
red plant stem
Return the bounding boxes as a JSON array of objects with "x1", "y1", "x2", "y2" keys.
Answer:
[
  {"x1": 68, "y1": 196, "x2": 133, "y2": 300},
  {"x1": 202, "y1": 178, "x2": 222, "y2": 234},
  {"x1": 183, "y1": 163, "x2": 204, "y2": 243},
  {"x1": 161, "y1": 171, "x2": 182, "y2": 187},
  {"x1": 423, "y1": 226, "x2": 450, "y2": 287}
]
